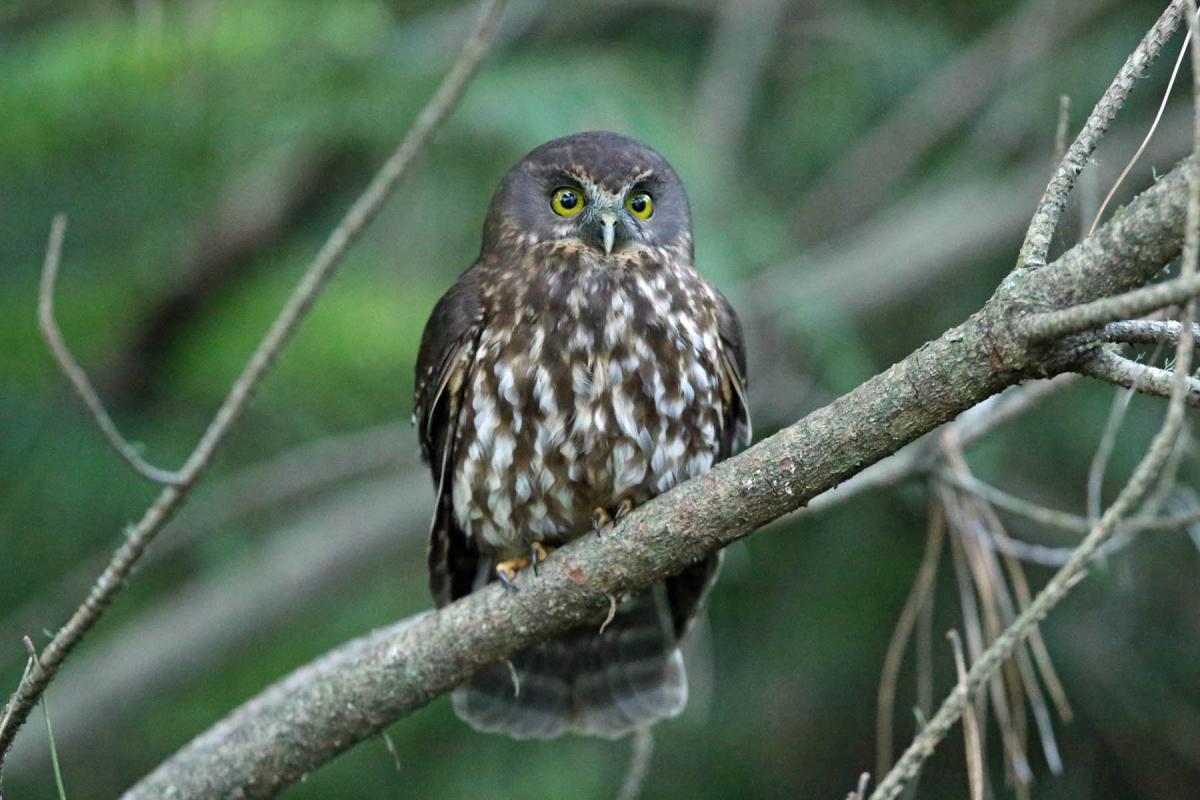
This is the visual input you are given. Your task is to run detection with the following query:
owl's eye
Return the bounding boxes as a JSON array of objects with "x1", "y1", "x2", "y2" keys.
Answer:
[
  {"x1": 551, "y1": 187, "x2": 586, "y2": 217},
  {"x1": 625, "y1": 191, "x2": 653, "y2": 219}
]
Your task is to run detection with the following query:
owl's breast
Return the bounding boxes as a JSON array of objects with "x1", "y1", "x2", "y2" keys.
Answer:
[{"x1": 451, "y1": 264, "x2": 727, "y2": 556}]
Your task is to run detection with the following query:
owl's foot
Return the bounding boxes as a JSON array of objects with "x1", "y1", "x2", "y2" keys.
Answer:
[
  {"x1": 495, "y1": 542, "x2": 555, "y2": 590},
  {"x1": 530, "y1": 541, "x2": 555, "y2": 576},
  {"x1": 592, "y1": 499, "x2": 636, "y2": 538}
]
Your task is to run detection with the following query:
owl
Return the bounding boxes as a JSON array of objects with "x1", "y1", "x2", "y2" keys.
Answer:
[{"x1": 413, "y1": 131, "x2": 750, "y2": 738}]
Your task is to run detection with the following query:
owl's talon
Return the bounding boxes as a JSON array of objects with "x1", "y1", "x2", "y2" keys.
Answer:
[
  {"x1": 530, "y1": 541, "x2": 554, "y2": 575},
  {"x1": 495, "y1": 557, "x2": 529, "y2": 591},
  {"x1": 614, "y1": 498, "x2": 635, "y2": 522},
  {"x1": 592, "y1": 507, "x2": 611, "y2": 538}
]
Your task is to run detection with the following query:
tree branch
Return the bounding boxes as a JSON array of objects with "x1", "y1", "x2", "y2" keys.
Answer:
[
  {"x1": 0, "y1": 0, "x2": 509, "y2": 769},
  {"x1": 874, "y1": 4, "x2": 1200, "y2": 794},
  {"x1": 124, "y1": 150, "x2": 1199, "y2": 799},
  {"x1": 1099, "y1": 318, "x2": 1200, "y2": 346},
  {"x1": 1078, "y1": 345, "x2": 1200, "y2": 406},
  {"x1": 1022, "y1": 270, "x2": 1200, "y2": 338},
  {"x1": 36, "y1": 215, "x2": 183, "y2": 485},
  {"x1": 1017, "y1": 0, "x2": 1186, "y2": 268}
]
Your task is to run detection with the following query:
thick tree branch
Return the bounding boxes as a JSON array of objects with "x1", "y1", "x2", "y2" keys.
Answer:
[
  {"x1": 0, "y1": 0, "x2": 508, "y2": 769},
  {"x1": 124, "y1": 152, "x2": 1199, "y2": 799}
]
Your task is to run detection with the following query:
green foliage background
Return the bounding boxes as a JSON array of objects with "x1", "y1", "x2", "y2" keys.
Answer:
[{"x1": 2, "y1": 1, "x2": 1200, "y2": 797}]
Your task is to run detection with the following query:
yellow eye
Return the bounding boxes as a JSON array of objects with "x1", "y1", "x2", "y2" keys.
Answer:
[
  {"x1": 551, "y1": 187, "x2": 586, "y2": 216},
  {"x1": 625, "y1": 191, "x2": 653, "y2": 219}
]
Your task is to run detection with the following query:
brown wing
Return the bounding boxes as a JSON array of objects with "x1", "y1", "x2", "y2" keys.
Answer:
[
  {"x1": 414, "y1": 264, "x2": 486, "y2": 608},
  {"x1": 666, "y1": 288, "x2": 751, "y2": 638},
  {"x1": 715, "y1": 288, "x2": 751, "y2": 458}
]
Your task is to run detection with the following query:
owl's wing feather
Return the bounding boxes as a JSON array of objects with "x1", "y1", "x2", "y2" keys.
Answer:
[
  {"x1": 665, "y1": 287, "x2": 751, "y2": 639},
  {"x1": 414, "y1": 264, "x2": 486, "y2": 607},
  {"x1": 715, "y1": 288, "x2": 751, "y2": 457}
]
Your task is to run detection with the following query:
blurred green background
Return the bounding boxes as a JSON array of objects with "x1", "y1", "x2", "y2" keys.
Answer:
[{"x1": 3, "y1": 0, "x2": 1200, "y2": 797}]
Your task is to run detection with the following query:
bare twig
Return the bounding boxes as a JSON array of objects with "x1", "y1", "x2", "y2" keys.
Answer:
[
  {"x1": 37, "y1": 215, "x2": 182, "y2": 485},
  {"x1": 846, "y1": 772, "x2": 872, "y2": 800},
  {"x1": 876, "y1": 508, "x2": 945, "y2": 782},
  {"x1": 1078, "y1": 346, "x2": 1200, "y2": 407},
  {"x1": 942, "y1": 470, "x2": 1200, "y2": 536},
  {"x1": 1089, "y1": 27, "x2": 1192, "y2": 237},
  {"x1": 0, "y1": 0, "x2": 509, "y2": 766},
  {"x1": 1099, "y1": 319, "x2": 1200, "y2": 347},
  {"x1": 1023, "y1": 271, "x2": 1200, "y2": 339},
  {"x1": 1018, "y1": 0, "x2": 1186, "y2": 268},
  {"x1": 939, "y1": 437, "x2": 1069, "y2": 775},
  {"x1": 1087, "y1": 383, "x2": 1139, "y2": 525},
  {"x1": 872, "y1": 7, "x2": 1200, "y2": 794},
  {"x1": 947, "y1": 631, "x2": 984, "y2": 800}
]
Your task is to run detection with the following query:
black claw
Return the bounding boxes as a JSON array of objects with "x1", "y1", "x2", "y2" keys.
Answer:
[
  {"x1": 530, "y1": 544, "x2": 542, "y2": 576},
  {"x1": 592, "y1": 509, "x2": 608, "y2": 538},
  {"x1": 497, "y1": 570, "x2": 519, "y2": 592}
]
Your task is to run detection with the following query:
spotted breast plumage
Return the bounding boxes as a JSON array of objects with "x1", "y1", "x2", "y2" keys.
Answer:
[{"x1": 413, "y1": 131, "x2": 750, "y2": 739}]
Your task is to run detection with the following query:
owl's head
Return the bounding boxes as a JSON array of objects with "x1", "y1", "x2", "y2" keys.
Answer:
[{"x1": 482, "y1": 131, "x2": 692, "y2": 258}]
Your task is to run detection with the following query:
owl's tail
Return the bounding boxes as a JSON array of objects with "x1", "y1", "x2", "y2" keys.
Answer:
[{"x1": 452, "y1": 584, "x2": 687, "y2": 739}]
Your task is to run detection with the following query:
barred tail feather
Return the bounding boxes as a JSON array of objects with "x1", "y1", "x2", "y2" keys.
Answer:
[{"x1": 452, "y1": 585, "x2": 686, "y2": 739}]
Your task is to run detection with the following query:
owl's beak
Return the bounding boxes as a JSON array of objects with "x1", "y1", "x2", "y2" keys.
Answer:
[{"x1": 599, "y1": 210, "x2": 617, "y2": 256}]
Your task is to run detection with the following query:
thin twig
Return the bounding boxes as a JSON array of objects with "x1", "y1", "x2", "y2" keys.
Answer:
[
  {"x1": 846, "y1": 772, "x2": 872, "y2": 800},
  {"x1": 1079, "y1": 346, "x2": 1200, "y2": 407},
  {"x1": 0, "y1": 0, "x2": 509, "y2": 766},
  {"x1": 1023, "y1": 270, "x2": 1200, "y2": 339},
  {"x1": 940, "y1": 436, "x2": 1069, "y2": 774},
  {"x1": 942, "y1": 470, "x2": 1200, "y2": 536},
  {"x1": 872, "y1": 6, "x2": 1200, "y2": 793},
  {"x1": 1099, "y1": 319, "x2": 1200, "y2": 347},
  {"x1": 1018, "y1": 0, "x2": 1186, "y2": 268},
  {"x1": 876, "y1": 506, "x2": 945, "y2": 782},
  {"x1": 1089, "y1": 27, "x2": 1193, "y2": 237},
  {"x1": 37, "y1": 215, "x2": 182, "y2": 485},
  {"x1": 1087, "y1": 383, "x2": 1139, "y2": 525},
  {"x1": 948, "y1": 631, "x2": 985, "y2": 800}
]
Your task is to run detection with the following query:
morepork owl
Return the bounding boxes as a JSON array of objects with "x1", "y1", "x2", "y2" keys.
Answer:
[{"x1": 414, "y1": 131, "x2": 750, "y2": 738}]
